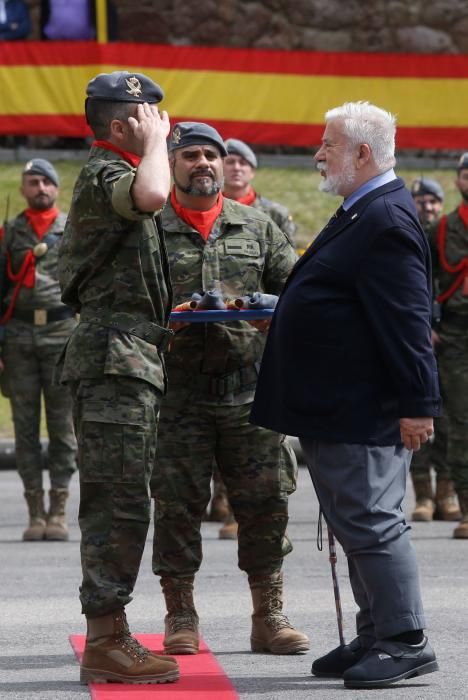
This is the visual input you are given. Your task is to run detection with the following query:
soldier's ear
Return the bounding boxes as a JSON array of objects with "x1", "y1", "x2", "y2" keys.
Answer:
[{"x1": 109, "y1": 119, "x2": 126, "y2": 141}]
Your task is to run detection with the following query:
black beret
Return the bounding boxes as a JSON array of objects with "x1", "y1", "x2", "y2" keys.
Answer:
[
  {"x1": 168, "y1": 122, "x2": 228, "y2": 156},
  {"x1": 22, "y1": 158, "x2": 59, "y2": 187},
  {"x1": 86, "y1": 71, "x2": 164, "y2": 104},
  {"x1": 457, "y1": 152, "x2": 468, "y2": 172},
  {"x1": 224, "y1": 138, "x2": 258, "y2": 168},
  {"x1": 410, "y1": 177, "x2": 444, "y2": 201}
]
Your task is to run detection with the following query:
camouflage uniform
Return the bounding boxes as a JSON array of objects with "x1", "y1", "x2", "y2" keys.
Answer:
[
  {"x1": 151, "y1": 196, "x2": 298, "y2": 579},
  {"x1": 410, "y1": 218, "x2": 454, "y2": 520},
  {"x1": 57, "y1": 144, "x2": 173, "y2": 616},
  {"x1": 250, "y1": 193, "x2": 297, "y2": 244},
  {"x1": 1, "y1": 211, "x2": 77, "y2": 491},
  {"x1": 428, "y1": 209, "x2": 468, "y2": 494}
]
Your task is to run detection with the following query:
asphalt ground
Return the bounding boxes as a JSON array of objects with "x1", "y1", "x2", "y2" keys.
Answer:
[{"x1": 0, "y1": 459, "x2": 467, "y2": 700}]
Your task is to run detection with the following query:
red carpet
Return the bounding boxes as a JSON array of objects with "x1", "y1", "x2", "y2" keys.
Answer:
[{"x1": 70, "y1": 634, "x2": 239, "y2": 699}]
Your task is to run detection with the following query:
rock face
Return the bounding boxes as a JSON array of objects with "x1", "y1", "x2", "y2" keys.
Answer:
[{"x1": 73, "y1": 0, "x2": 468, "y2": 53}]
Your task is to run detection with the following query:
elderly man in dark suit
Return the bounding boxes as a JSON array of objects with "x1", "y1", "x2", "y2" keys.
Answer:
[{"x1": 251, "y1": 101, "x2": 441, "y2": 690}]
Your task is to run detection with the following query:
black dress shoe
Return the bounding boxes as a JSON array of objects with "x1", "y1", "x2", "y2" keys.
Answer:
[
  {"x1": 311, "y1": 636, "x2": 372, "y2": 678},
  {"x1": 343, "y1": 636, "x2": 438, "y2": 688}
]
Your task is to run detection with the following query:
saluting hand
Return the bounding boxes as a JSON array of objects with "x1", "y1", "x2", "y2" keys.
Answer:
[
  {"x1": 399, "y1": 417, "x2": 434, "y2": 451},
  {"x1": 128, "y1": 102, "x2": 170, "y2": 153}
]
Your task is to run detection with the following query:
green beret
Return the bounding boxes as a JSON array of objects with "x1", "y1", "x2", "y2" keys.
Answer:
[
  {"x1": 86, "y1": 71, "x2": 164, "y2": 104},
  {"x1": 224, "y1": 138, "x2": 258, "y2": 169},
  {"x1": 410, "y1": 178, "x2": 444, "y2": 201},
  {"x1": 168, "y1": 122, "x2": 228, "y2": 156},
  {"x1": 22, "y1": 158, "x2": 59, "y2": 187}
]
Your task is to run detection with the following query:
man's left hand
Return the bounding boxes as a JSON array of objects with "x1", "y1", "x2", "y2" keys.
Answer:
[{"x1": 399, "y1": 417, "x2": 434, "y2": 451}]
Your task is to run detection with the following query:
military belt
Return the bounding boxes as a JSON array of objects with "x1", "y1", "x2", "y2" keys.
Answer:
[
  {"x1": 169, "y1": 365, "x2": 258, "y2": 397},
  {"x1": 79, "y1": 308, "x2": 174, "y2": 353},
  {"x1": 12, "y1": 306, "x2": 75, "y2": 326}
]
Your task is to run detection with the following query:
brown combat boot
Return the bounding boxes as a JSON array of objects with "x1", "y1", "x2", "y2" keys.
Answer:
[
  {"x1": 434, "y1": 476, "x2": 461, "y2": 521},
  {"x1": 81, "y1": 609, "x2": 179, "y2": 684},
  {"x1": 453, "y1": 490, "x2": 468, "y2": 539},
  {"x1": 45, "y1": 488, "x2": 69, "y2": 541},
  {"x1": 23, "y1": 489, "x2": 47, "y2": 541},
  {"x1": 249, "y1": 571, "x2": 310, "y2": 654},
  {"x1": 218, "y1": 509, "x2": 238, "y2": 539},
  {"x1": 161, "y1": 576, "x2": 199, "y2": 654},
  {"x1": 411, "y1": 474, "x2": 435, "y2": 522}
]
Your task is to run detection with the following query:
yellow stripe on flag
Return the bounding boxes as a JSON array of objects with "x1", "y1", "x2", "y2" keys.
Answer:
[{"x1": 1, "y1": 65, "x2": 468, "y2": 127}]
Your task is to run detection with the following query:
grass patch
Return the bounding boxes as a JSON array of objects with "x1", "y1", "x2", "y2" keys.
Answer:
[{"x1": 0, "y1": 160, "x2": 460, "y2": 437}]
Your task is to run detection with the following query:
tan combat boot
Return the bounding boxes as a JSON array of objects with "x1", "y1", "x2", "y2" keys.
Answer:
[
  {"x1": 249, "y1": 571, "x2": 310, "y2": 654},
  {"x1": 453, "y1": 490, "x2": 468, "y2": 539},
  {"x1": 81, "y1": 609, "x2": 179, "y2": 684},
  {"x1": 434, "y1": 476, "x2": 461, "y2": 521},
  {"x1": 207, "y1": 469, "x2": 230, "y2": 522},
  {"x1": 218, "y1": 509, "x2": 238, "y2": 540},
  {"x1": 45, "y1": 488, "x2": 69, "y2": 541},
  {"x1": 161, "y1": 576, "x2": 199, "y2": 654},
  {"x1": 23, "y1": 489, "x2": 47, "y2": 541},
  {"x1": 411, "y1": 474, "x2": 435, "y2": 522}
]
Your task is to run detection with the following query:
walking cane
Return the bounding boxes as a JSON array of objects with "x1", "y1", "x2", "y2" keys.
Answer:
[{"x1": 327, "y1": 524, "x2": 346, "y2": 646}]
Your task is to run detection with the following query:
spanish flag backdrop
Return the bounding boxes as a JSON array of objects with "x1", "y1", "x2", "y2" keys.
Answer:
[{"x1": 1, "y1": 41, "x2": 467, "y2": 148}]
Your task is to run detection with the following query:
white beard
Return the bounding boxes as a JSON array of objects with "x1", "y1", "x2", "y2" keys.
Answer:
[{"x1": 318, "y1": 152, "x2": 356, "y2": 196}]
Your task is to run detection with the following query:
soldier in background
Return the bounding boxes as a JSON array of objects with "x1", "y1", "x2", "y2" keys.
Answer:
[
  {"x1": 223, "y1": 138, "x2": 297, "y2": 242},
  {"x1": 411, "y1": 177, "x2": 444, "y2": 228},
  {"x1": 57, "y1": 71, "x2": 179, "y2": 684},
  {"x1": 214, "y1": 137, "x2": 298, "y2": 539},
  {"x1": 0, "y1": 159, "x2": 77, "y2": 541},
  {"x1": 427, "y1": 155, "x2": 468, "y2": 539},
  {"x1": 151, "y1": 121, "x2": 309, "y2": 657},
  {"x1": 409, "y1": 178, "x2": 460, "y2": 522}
]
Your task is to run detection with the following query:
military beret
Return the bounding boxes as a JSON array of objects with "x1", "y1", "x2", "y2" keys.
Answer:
[
  {"x1": 22, "y1": 158, "x2": 59, "y2": 187},
  {"x1": 410, "y1": 177, "x2": 444, "y2": 201},
  {"x1": 224, "y1": 138, "x2": 258, "y2": 169},
  {"x1": 86, "y1": 71, "x2": 164, "y2": 104},
  {"x1": 168, "y1": 122, "x2": 228, "y2": 156},
  {"x1": 457, "y1": 152, "x2": 468, "y2": 172}
]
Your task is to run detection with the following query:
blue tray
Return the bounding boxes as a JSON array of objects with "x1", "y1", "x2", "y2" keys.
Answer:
[{"x1": 170, "y1": 309, "x2": 275, "y2": 323}]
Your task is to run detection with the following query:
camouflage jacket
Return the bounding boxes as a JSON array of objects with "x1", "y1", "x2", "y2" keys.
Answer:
[
  {"x1": 163, "y1": 196, "x2": 297, "y2": 387},
  {"x1": 57, "y1": 145, "x2": 173, "y2": 392},
  {"x1": 2, "y1": 210, "x2": 68, "y2": 311},
  {"x1": 252, "y1": 193, "x2": 297, "y2": 243},
  {"x1": 428, "y1": 207, "x2": 468, "y2": 332}
]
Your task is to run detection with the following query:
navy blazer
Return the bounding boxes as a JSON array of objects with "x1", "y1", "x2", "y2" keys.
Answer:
[{"x1": 251, "y1": 178, "x2": 441, "y2": 445}]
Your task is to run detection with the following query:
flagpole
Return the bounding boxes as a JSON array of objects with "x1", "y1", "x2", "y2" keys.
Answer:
[{"x1": 95, "y1": 0, "x2": 108, "y2": 44}]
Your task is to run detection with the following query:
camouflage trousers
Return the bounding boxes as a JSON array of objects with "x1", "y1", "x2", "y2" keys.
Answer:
[
  {"x1": 410, "y1": 416, "x2": 449, "y2": 478},
  {"x1": 151, "y1": 390, "x2": 297, "y2": 579},
  {"x1": 437, "y1": 330, "x2": 468, "y2": 491},
  {"x1": 69, "y1": 376, "x2": 161, "y2": 617},
  {"x1": 2, "y1": 330, "x2": 76, "y2": 490}
]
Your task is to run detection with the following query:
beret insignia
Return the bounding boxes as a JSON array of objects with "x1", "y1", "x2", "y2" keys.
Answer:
[{"x1": 125, "y1": 76, "x2": 142, "y2": 97}]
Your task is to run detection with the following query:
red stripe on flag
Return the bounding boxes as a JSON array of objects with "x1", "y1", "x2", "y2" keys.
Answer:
[
  {"x1": 2, "y1": 42, "x2": 468, "y2": 77},
  {"x1": 69, "y1": 634, "x2": 239, "y2": 700}
]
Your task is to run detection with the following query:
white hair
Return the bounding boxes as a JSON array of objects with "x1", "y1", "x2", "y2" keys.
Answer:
[{"x1": 325, "y1": 101, "x2": 396, "y2": 172}]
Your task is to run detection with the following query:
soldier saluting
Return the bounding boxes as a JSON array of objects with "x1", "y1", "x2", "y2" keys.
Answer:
[{"x1": 0, "y1": 159, "x2": 77, "y2": 542}]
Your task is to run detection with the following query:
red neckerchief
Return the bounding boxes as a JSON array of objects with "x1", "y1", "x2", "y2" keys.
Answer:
[
  {"x1": 225, "y1": 186, "x2": 256, "y2": 206},
  {"x1": 436, "y1": 205, "x2": 468, "y2": 302},
  {"x1": 25, "y1": 207, "x2": 59, "y2": 239},
  {"x1": 170, "y1": 188, "x2": 223, "y2": 241},
  {"x1": 92, "y1": 140, "x2": 142, "y2": 167},
  {"x1": 1, "y1": 208, "x2": 60, "y2": 322}
]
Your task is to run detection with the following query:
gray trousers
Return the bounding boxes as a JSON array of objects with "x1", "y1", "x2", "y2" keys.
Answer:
[{"x1": 299, "y1": 439, "x2": 426, "y2": 640}]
